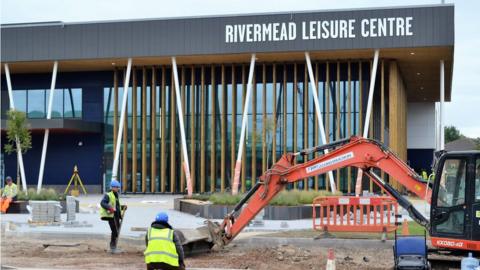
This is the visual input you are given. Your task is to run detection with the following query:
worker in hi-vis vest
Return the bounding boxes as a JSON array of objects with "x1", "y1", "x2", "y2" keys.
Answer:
[
  {"x1": 1, "y1": 176, "x2": 18, "y2": 213},
  {"x1": 144, "y1": 212, "x2": 185, "y2": 270},
  {"x1": 421, "y1": 169, "x2": 428, "y2": 181},
  {"x1": 100, "y1": 180, "x2": 122, "y2": 253}
]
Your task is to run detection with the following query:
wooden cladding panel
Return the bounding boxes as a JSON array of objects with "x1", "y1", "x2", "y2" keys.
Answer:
[
  {"x1": 388, "y1": 60, "x2": 408, "y2": 191},
  {"x1": 221, "y1": 65, "x2": 227, "y2": 192},
  {"x1": 210, "y1": 66, "x2": 216, "y2": 193},
  {"x1": 231, "y1": 65, "x2": 236, "y2": 190},
  {"x1": 190, "y1": 65, "x2": 196, "y2": 193},
  {"x1": 200, "y1": 66, "x2": 206, "y2": 193},
  {"x1": 142, "y1": 67, "x2": 147, "y2": 192},
  {"x1": 160, "y1": 67, "x2": 167, "y2": 193},
  {"x1": 151, "y1": 67, "x2": 157, "y2": 193}
]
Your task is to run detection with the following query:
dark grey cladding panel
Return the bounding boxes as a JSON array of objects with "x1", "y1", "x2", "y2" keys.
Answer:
[{"x1": 1, "y1": 5, "x2": 454, "y2": 62}]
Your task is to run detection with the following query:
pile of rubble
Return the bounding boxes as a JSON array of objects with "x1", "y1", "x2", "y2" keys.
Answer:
[{"x1": 272, "y1": 244, "x2": 313, "y2": 262}]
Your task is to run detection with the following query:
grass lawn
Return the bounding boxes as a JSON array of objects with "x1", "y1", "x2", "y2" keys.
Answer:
[{"x1": 406, "y1": 221, "x2": 427, "y2": 236}]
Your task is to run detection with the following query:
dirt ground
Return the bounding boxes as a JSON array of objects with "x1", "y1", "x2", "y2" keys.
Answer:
[{"x1": 2, "y1": 235, "x2": 394, "y2": 269}]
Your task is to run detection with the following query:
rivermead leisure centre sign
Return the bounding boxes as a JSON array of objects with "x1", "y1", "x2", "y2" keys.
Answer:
[{"x1": 225, "y1": 17, "x2": 414, "y2": 43}]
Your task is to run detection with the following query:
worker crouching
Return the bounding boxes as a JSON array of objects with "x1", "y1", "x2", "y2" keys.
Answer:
[
  {"x1": 100, "y1": 180, "x2": 123, "y2": 253},
  {"x1": 145, "y1": 212, "x2": 185, "y2": 270}
]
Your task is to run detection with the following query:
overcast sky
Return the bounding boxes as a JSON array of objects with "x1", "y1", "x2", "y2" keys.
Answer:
[{"x1": 1, "y1": 0, "x2": 479, "y2": 138}]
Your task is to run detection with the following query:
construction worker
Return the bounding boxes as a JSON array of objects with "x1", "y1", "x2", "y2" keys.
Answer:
[
  {"x1": 1, "y1": 176, "x2": 18, "y2": 213},
  {"x1": 421, "y1": 168, "x2": 428, "y2": 181},
  {"x1": 100, "y1": 180, "x2": 122, "y2": 253},
  {"x1": 144, "y1": 212, "x2": 185, "y2": 270}
]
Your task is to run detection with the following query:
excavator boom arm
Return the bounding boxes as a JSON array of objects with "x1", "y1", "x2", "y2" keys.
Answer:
[{"x1": 209, "y1": 136, "x2": 431, "y2": 247}]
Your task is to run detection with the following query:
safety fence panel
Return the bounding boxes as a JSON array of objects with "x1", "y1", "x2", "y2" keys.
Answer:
[{"x1": 313, "y1": 196, "x2": 398, "y2": 233}]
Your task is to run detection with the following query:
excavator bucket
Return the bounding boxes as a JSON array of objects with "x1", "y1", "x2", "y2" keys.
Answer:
[{"x1": 176, "y1": 221, "x2": 223, "y2": 256}]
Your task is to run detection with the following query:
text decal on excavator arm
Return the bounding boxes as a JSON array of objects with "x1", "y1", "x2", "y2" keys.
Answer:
[{"x1": 306, "y1": 152, "x2": 354, "y2": 174}]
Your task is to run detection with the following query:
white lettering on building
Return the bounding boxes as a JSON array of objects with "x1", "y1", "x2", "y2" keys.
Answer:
[{"x1": 225, "y1": 17, "x2": 414, "y2": 43}]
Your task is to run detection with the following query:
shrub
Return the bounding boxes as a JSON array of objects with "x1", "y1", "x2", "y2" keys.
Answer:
[
  {"x1": 16, "y1": 188, "x2": 63, "y2": 201},
  {"x1": 193, "y1": 189, "x2": 342, "y2": 206},
  {"x1": 270, "y1": 189, "x2": 342, "y2": 206},
  {"x1": 209, "y1": 193, "x2": 242, "y2": 205},
  {"x1": 270, "y1": 190, "x2": 300, "y2": 206},
  {"x1": 188, "y1": 194, "x2": 210, "y2": 201},
  {"x1": 297, "y1": 190, "x2": 340, "y2": 204},
  {"x1": 16, "y1": 190, "x2": 29, "y2": 201}
]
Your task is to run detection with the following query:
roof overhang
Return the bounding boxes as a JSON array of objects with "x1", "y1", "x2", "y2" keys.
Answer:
[{"x1": 0, "y1": 46, "x2": 453, "y2": 102}]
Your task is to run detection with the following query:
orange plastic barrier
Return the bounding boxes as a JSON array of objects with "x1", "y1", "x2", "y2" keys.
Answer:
[{"x1": 313, "y1": 196, "x2": 398, "y2": 233}]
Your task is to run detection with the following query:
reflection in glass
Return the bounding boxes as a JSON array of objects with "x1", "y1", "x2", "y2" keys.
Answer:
[
  {"x1": 51, "y1": 89, "x2": 64, "y2": 118},
  {"x1": 64, "y1": 88, "x2": 82, "y2": 118},
  {"x1": 28, "y1": 89, "x2": 45, "y2": 118},
  {"x1": 12, "y1": 90, "x2": 27, "y2": 113}
]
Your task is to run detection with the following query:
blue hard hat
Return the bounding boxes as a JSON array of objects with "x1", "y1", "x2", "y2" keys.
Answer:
[
  {"x1": 110, "y1": 180, "x2": 121, "y2": 188},
  {"x1": 155, "y1": 212, "x2": 168, "y2": 223}
]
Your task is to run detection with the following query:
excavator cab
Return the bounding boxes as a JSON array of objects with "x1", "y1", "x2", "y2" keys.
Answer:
[{"x1": 430, "y1": 151, "x2": 480, "y2": 252}]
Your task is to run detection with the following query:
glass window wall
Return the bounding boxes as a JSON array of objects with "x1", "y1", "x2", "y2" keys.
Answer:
[
  {"x1": 102, "y1": 61, "x2": 386, "y2": 194},
  {"x1": 7, "y1": 88, "x2": 82, "y2": 119}
]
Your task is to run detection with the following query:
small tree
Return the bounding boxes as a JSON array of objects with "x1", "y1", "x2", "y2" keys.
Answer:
[
  {"x1": 4, "y1": 110, "x2": 32, "y2": 190},
  {"x1": 474, "y1": 137, "x2": 480, "y2": 151},
  {"x1": 444, "y1": 125, "x2": 462, "y2": 144}
]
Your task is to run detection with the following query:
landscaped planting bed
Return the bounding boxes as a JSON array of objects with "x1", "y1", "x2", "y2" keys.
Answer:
[{"x1": 176, "y1": 190, "x2": 341, "y2": 220}]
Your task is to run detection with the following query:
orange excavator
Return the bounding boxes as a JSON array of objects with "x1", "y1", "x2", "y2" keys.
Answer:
[{"x1": 202, "y1": 136, "x2": 479, "y2": 259}]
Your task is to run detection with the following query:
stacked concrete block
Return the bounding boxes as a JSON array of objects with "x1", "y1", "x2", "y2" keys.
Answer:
[
  {"x1": 66, "y1": 196, "x2": 78, "y2": 221},
  {"x1": 29, "y1": 201, "x2": 62, "y2": 223}
]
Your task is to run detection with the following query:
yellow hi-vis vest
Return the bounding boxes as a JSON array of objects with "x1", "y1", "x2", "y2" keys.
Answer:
[
  {"x1": 144, "y1": 227, "x2": 179, "y2": 266},
  {"x1": 99, "y1": 191, "x2": 118, "y2": 219},
  {"x1": 2, "y1": 183, "x2": 18, "y2": 198}
]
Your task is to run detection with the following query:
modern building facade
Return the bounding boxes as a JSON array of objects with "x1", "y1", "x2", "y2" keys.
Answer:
[{"x1": 1, "y1": 4, "x2": 454, "y2": 194}]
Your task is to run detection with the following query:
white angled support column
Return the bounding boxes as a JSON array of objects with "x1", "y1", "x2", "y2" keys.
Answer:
[
  {"x1": 305, "y1": 52, "x2": 336, "y2": 193},
  {"x1": 440, "y1": 60, "x2": 445, "y2": 150},
  {"x1": 232, "y1": 54, "x2": 256, "y2": 195},
  {"x1": 37, "y1": 61, "x2": 58, "y2": 193},
  {"x1": 355, "y1": 49, "x2": 380, "y2": 196},
  {"x1": 111, "y1": 58, "x2": 132, "y2": 183},
  {"x1": 4, "y1": 63, "x2": 28, "y2": 192},
  {"x1": 172, "y1": 57, "x2": 193, "y2": 197}
]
